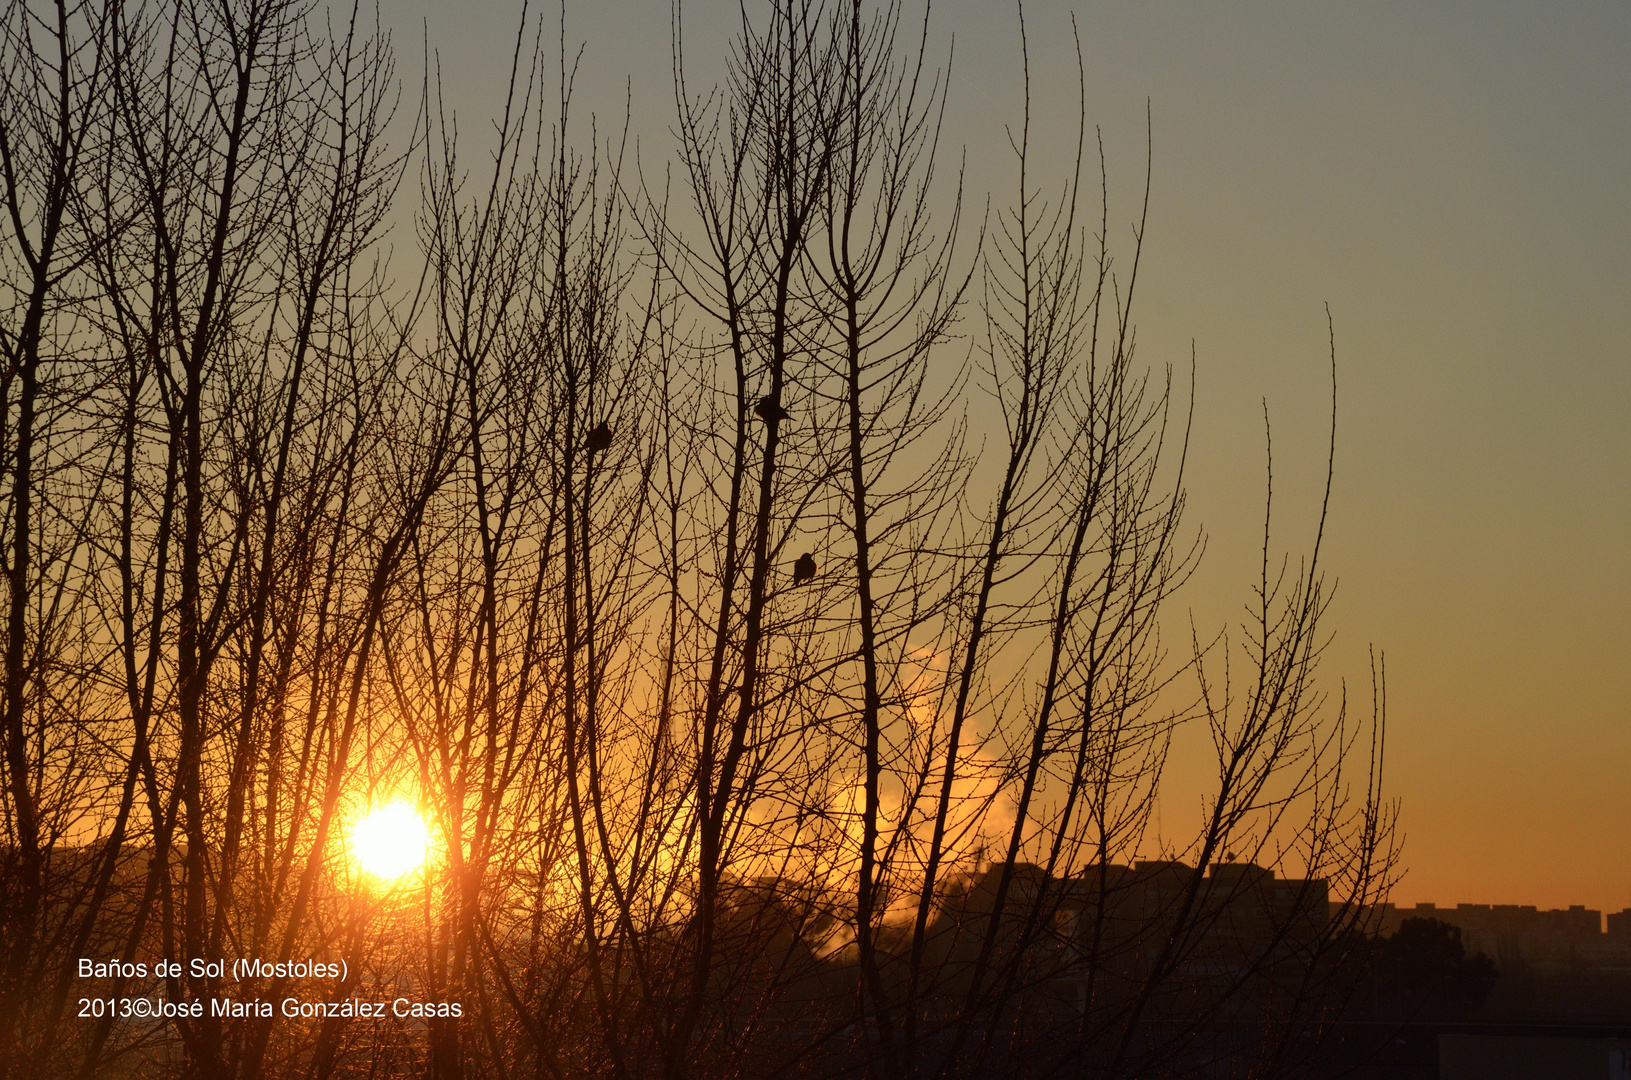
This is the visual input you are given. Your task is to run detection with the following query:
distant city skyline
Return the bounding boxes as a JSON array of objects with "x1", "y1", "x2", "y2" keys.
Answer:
[{"x1": 1382, "y1": 899, "x2": 1631, "y2": 938}]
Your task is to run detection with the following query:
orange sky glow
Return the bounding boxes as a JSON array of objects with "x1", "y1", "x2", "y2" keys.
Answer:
[{"x1": 386, "y1": 0, "x2": 1630, "y2": 913}]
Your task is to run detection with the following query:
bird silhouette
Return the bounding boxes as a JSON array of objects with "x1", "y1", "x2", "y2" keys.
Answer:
[
  {"x1": 793, "y1": 552, "x2": 816, "y2": 584},
  {"x1": 585, "y1": 422, "x2": 613, "y2": 454},
  {"x1": 754, "y1": 396, "x2": 790, "y2": 425}
]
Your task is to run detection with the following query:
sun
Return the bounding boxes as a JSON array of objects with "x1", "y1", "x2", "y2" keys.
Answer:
[{"x1": 350, "y1": 802, "x2": 430, "y2": 881}]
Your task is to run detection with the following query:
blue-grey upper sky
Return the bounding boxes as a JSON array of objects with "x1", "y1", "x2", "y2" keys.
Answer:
[{"x1": 387, "y1": 0, "x2": 1630, "y2": 911}]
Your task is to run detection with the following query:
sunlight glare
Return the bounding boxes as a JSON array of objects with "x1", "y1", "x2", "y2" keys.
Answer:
[{"x1": 351, "y1": 802, "x2": 430, "y2": 881}]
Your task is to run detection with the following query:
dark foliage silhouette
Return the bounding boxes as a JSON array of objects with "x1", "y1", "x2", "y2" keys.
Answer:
[{"x1": 1372, "y1": 918, "x2": 1499, "y2": 1020}]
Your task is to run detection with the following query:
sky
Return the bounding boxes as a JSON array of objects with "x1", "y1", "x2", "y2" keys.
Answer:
[{"x1": 380, "y1": 0, "x2": 1631, "y2": 913}]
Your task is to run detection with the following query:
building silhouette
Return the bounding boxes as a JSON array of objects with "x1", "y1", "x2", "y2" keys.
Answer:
[{"x1": 1359, "y1": 900, "x2": 1631, "y2": 1023}]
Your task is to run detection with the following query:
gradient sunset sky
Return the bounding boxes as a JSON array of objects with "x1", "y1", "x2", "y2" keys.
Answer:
[{"x1": 383, "y1": 0, "x2": 1630, "y2": 913}]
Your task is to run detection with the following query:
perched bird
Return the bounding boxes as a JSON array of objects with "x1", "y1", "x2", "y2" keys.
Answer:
[
  {"x1": 754, "y1": 396, "x2": 791, "y2": 425},
  {"x1": 585, "y1": 421, "x2": 613, "y2": 454},
  {"x1": 792, "y1": 552, "x2": 817, "y2": 585}
]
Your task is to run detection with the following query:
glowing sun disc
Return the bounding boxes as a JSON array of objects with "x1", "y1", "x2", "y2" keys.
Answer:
[{"x1": 351, "y1": 802, "x2": 429, "y2": 880}]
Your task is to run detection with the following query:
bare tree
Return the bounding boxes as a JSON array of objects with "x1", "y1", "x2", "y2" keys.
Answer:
[{"x1": 0, "y1": 2, "x2": 1396, "y2": 1080}]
